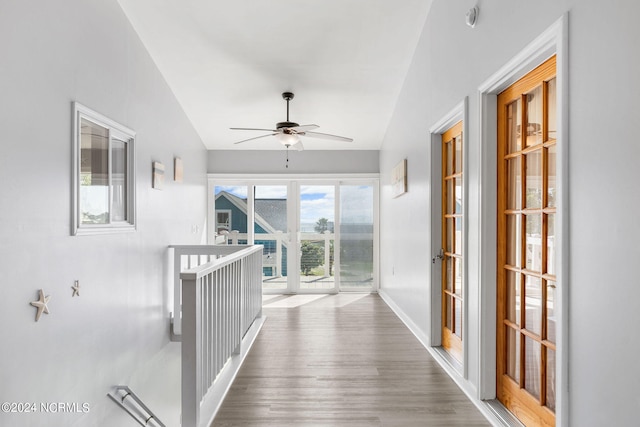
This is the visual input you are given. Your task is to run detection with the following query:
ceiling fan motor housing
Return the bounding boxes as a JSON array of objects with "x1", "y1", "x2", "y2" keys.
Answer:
[{"x1": 276, "y1": 121, "x2": 300, "y2": 130}]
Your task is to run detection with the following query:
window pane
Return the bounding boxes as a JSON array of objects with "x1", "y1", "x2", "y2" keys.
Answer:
[
  {"x1": 525, "y1": 214, "x2": 542, "y2": 272},
  {"x1": 255, "y1": 185, "x2": 288, "y2": 291},
  {"x1": 525, "y1": 275, "x2": 542, "y2": 336},
  {"x1": 506, "y1": 214, "x2": 521, "y2": 267},
  {"x1": 507, "y1": 100, "x2": 521, "y2": 153},
  {"x1": 506, "y1": 271, "x2": 521, "y2": 326},
  {"x1": 507, "y1": 157, "x2": 522, "y2": 210},
  {"x1": 524, "y1": 337, "x2": 541, "y2": 399},
  {"x1": 506, "y1": 327, "x2": 520, "y2": 383},
  {"x1": 111, "y1": 138, "x2": 127, "y2": 222},
  {"x1": 526, "y1": 150, "x2": 542, "y2": 209},
  {"x1": 446, "y1": 295, "x2": 452, "y2": 330},
  {"x1": 300, "y1": 185, "x2": 334, "y2": 290},
  {"x1": 525, "y1": 85, "x2": 543, "y2": 147},
  {"x1": 80, "y1": 118, "x2": 109, "y2": 224}
]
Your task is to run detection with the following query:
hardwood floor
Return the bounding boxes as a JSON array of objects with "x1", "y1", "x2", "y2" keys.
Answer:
[{"x1": 211, "y1": 294, "x2": 490, "y2": 427}]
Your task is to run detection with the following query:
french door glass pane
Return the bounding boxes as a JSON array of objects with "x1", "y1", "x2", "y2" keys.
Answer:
[
  {"x1": 507, "y1": 157, "x2": 522, "y2": 210},
  {"x1": 454, "y1": 177, "x2": 463, "y2": 214},
  {"x1": 506, "y1": 327, "x2": 520, "y2": 382},
  {"x1": 546, "y1": 347, "x2": 556, "y2": 411},
  {"x1": 547, "y1": 78, "x2": 557, "y2": 140},
  {"x1": 255, "y1": 185, "x2": 288, "y2": 291},
  {"x1": 507, "y1": 99, "x2": 521, "y2": 153},
  {"x1": 300, "y1": 185, "x2": 335, "y2": 290},
  {"x1": 548, "y1": 145, "x2": 557, "y2": 207},
  {"x1": 455, "y1": 135, "x2": 463, "y2": 173},
  {"x1": 547, "y1": 281, "x2": 556, "y2": 343},
  {"x1": 525, "y1": 214, "x2": 542, "y2": 272},
  {"x1": 506, "y1": 214, "x2": 521, "y2": 267},
  {"x1": 547, "y1": 213, "x2": 556, "y2": 275},
  {"x1": 525, "y1": 275, "x2": 542, "y2": 336},
  {"x1": 526, "y1": 150, "x2": 542, "y2": 209},
  {"x1": 446, "y1": 141, "x2": 454, "y2": 175},
  {"x1": 454, "y1": 257, "x2": 462, "y2": 296},
  {"x1": 524, "y1": 337, "x2": 541, "y2": 399},
  {"x1": 445, "y1": 257, "x2": 453, "y2": 292},
  {"x1": 340, "y1": 185, "x2": 374, "y2": 290},
  {"x1": 506, "y1": 271, "x2": 521, "y2": 325},
  {"x1": 526, "y1": 85, "x2": 543, "y2": 147},
  {"x1": 454, "y1": 298, "x2": 462, "y2": 338}
]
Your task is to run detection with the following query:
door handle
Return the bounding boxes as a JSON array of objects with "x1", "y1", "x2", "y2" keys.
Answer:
[{"x1": 432, "y1": 248, "x2": 445, "y2": 264}]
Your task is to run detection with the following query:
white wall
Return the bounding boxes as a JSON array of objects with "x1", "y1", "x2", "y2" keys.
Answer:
[
  {"x1": 0, "y1": 1, "x2": 207, "y2": 426},
  {"x1": 379, "y1": 0, "x2": 640, "y2": 425},
  {"x1": 208, "y1": 150, "x2": 379, "y2": 174}
]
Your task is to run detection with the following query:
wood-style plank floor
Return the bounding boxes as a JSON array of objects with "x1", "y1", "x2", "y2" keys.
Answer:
[{"x1": 211, "y1": 293, "x2": 490, "y2": 427}]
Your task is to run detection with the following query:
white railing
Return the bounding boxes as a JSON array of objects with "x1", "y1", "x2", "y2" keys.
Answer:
[
  {"x1": 169, "y1": 245, "x2": 254, "y2": 336},
  {"x1": 178, "y1": 244, "x2": 263, "y2": 427},
  {"x1": 218, "y1": 230, "x2": 335, "y2": 279}
]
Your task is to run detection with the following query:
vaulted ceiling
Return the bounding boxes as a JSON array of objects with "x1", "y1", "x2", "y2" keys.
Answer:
[{"x1": 117, "y1": 0, "x2": 433, "y2": 150}]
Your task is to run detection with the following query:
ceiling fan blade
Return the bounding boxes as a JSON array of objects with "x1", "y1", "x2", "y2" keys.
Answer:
[
  {"x1": 303, "y1": 131, "x2": 353, "y2": 142},
  {"x1": 230, "y1": 127, "x2": 278, "y2": 132},
  {"x1": 289, "y1": 124, "x2": 319, "y2": 132},
  {"x1": 292, "y1": 140, "x2": 304, "y2": 151},
  {"x1": 233, "y1": 133, "x2": 278, "y2": 144}
]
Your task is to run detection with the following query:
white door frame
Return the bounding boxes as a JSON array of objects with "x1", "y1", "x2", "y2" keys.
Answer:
[
  {"x1": 429, "y1": 98, "x2": 470, "y2": 377},
  {"x1": 476, "y1": 14, "x2": 569, "y2": 426}
]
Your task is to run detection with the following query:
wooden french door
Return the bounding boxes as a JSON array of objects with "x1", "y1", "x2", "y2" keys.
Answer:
[
  {"x1": 441, "y1": 121, "x2": 463, "y2": 362},
  {"x1": 497, "y1": 55, "x2": 557, "y2": 426}
]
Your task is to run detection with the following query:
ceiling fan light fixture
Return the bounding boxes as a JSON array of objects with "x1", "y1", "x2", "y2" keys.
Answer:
[{"x1": 275, "y1": 132, "x2": 300, "y2": 146}]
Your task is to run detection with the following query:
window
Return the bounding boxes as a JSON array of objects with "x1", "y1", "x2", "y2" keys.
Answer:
[
  {"x1": 72, "y1": 103, "x2": 136, "y2": 235},
  {"x1": 216, "y1": 210, "x2": 232, "y2": 233}
]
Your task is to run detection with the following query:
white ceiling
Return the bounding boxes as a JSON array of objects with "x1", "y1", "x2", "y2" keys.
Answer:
[{"x1": 117, "y1": 0, "x2": 433, "y2": 150}]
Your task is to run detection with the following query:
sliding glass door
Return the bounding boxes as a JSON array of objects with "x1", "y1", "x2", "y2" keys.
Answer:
[
  {"x1": 210, "y1": 178, "x2": 378, "y2": 294},
  {"x1": 339, "y1": 184, "x2": 375, "y2": 291}
]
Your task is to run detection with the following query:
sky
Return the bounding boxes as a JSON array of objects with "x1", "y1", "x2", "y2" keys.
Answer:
[{"x1": 215, "y1": 184, "x2": 373, "y2": 225}]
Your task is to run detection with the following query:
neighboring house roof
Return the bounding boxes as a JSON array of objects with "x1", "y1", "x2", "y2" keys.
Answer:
[
  {"x1": 255, "y1": 199, "x2": 287, "y2": 232},
  {"x1": 215, "y1": 191, "x2": 287, "y2": 234}
]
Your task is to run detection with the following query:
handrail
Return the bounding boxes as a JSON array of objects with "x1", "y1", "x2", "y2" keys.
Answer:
[
  {"x1": 107, "y1": 386, "x2": 166, "y2": 427},
  {"x1": 180, "y1": 244, "x2": 263, "y2": 427},
  {"x1": 169, "y1": 244, "x2": 251, "y2": 336}
]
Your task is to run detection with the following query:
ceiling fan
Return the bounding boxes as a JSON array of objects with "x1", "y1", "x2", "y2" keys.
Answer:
[{"x1": 231, "y1": 92, "x2": 353, "y2": 151}]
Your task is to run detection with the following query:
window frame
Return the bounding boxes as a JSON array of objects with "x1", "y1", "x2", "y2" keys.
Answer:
[{"x1": 72, "y1": 102, "x2": 136, "y2": 236}]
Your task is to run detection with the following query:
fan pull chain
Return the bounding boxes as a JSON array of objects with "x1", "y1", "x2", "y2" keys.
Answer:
[{"x1": 286, "y1": 145, "x2": 289, "y2": 168}]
